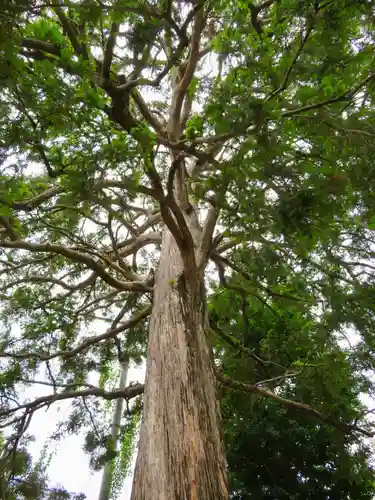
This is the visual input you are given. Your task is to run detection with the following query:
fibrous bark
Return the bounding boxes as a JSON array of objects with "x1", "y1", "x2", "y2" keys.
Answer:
[{"x1": 131, "y1": 212, "x2": 228, "y2": 500}]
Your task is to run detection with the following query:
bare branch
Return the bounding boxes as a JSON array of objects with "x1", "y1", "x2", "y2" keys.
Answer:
[
  {"x1": 141, "y1": 155, "x2": 187, "y2": 255},
  {"x1": 74, "y1": 290, "x2": 118, "y2": 316},
  {"x1": 199, "y1": 204, "x2": 219, "y2": 265},
  {"x1": 134, "y1": 212, "x2": 162, "y2": 236},
  {"x1": 114, "y1": 231, "x2": 161, "y2": 259},
  {"x1": 0, "y1": 384, "x2": 144, "y2": 420},
  {"x1": 0, "y1": 275, "x2": 78, "y2": 292},
  {"x1": 164, "y1": 155, "x2": 197, "y2": 269},
  {"x1": 177, "y1": 4, "x2": 205, "y2": 103},
  {"x1": 97, "y1": 179, "x2": 161, "y2": 200},
  {"x1": 158, "y1": 201, "x2": 184, "y2": 251},
  {"x1": 132, "y1": 89, "x2": 166, "y2": 137},
  {"x1": 0, "y1": 240, "x2": 150, "y2": 292}
]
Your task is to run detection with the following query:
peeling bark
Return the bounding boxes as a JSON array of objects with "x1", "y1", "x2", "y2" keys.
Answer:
[{"x1": 131, "y1": 211, "x2": 228, "y2": 499}]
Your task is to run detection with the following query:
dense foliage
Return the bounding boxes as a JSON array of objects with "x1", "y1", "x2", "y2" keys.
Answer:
[
  {"x1": 1, "y1": 0, "x2": 375, "y2": 497},
  {"x1": 213, "y1": 289, "x2": 375, "y2": 498}
]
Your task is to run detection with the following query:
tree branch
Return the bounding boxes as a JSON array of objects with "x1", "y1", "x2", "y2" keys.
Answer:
[
  {"x1": 132, "y1": 88, "x2": 166, "y2": 137},
  {"x1": 0, "y1": 384, "x2": 144, "y2": 420},
  {"x1": 213, "y1": 252, "x2": 306, "y2": 302},
  {"x1": 97, "y1": 179, "x2": 161, "y2": 200},
  {"x1": 168, "y1": 3, "x2": 205, "y2": 140},
  {"x1": 20, "y1": 38, "x2": 61, "y2": 56},
  {"x1": 283, "y1": 71, "x2": 375, "y2": 118},
  {"x1": 209, "y1": 320, "x2": 270, "y2": 375},
  {"x1": 266, "y1": 22, "x2": 314, "y2": 101},
  {"x1": 0, "y1": 305, "x2": 152, "y2": 363},
  {"x1": 199, "y1": 204, "x2": 219, "y2": 266},
  {"x1": 165, "y1": 154, "x2": 196, "y2": 258},
  {"x1": 0, "y1": 275, "x2": 79, "y2": 292},
  {"x1": 216, "y1": 372, "x2": 374, "y2": 438},
  {"x1": 52, "y1": 3, "x2": 89, "y2": 59},
  {"x1": 0, "y1": 217, "x2": 18, "y2": 241},
  {"x1": 112, "y1": 231, "x2": 161, "y2": 260},
  {"x1": 0, "y1": 240, "x2": 151, "y2": 292},
  {"x1": 102, "y1": 21, "x2": 118, "y2": 79}
]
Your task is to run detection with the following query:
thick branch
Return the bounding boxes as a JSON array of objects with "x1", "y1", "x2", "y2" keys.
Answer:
[
  {"x1": 112, "y1": 231, "x2": 161, "y2": 259},
  {"x1": 165, "y1": 154, "x2": 196, "y2": 259},
  {"x1": 168, "y1": 3, "x2": 205, "y2": 140},
  {"x1": 177, "y1": 5, "x2": 205, "y2": 104},
  {"x1": 141, "y1": 155, "x2": 187, "y2": 256},
  {"x1": 199, "y1": 204, "x2": 219, "y2": 266},
  {"x1": 21, "y1": 38, "x2": 60, "y2": 56},
  {"x1": 102, "y1": 21, "x2": 118, "y2": 79}
]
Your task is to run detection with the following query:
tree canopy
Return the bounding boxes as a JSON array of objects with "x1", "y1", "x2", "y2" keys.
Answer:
[{"x1": 1, "y1": 0, "x2": 375, "y2": 498}]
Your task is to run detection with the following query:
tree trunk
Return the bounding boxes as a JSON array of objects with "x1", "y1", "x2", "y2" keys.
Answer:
[
  {"x1": 130, "y1": 217, "x2": 228, "y2": 499},
  {"x1": 99, "y1": 359, "x2": 129, "y2": 500}
]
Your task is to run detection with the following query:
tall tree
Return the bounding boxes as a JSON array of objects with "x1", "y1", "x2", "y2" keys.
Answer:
[{"x1": 1, "y1": 0, "x2": 375, "y2": 498}]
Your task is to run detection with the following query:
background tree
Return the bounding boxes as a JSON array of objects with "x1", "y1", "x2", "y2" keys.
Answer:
[
  {"x1": 212, "y1": 287, "x2": 375, "y2": 499},
  {"x1": 1, "y1": 0, "x2": 375, "y2": 498},
  {"x1": 0, "y1": 433, "x2": 85, "y2": 499}
]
